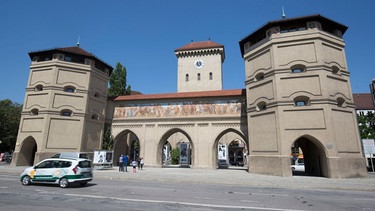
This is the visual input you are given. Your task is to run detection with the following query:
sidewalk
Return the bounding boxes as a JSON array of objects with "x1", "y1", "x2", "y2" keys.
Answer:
[{"x1": 2, "y1": 164, "x2": 375, "y2": 191}]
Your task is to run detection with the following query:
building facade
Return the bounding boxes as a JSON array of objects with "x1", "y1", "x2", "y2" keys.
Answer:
[
  {"x1": 12, "y1": 14, "x2": 368, "y2": 178},
  {"x1": 12, "y1": 47, "x2": 112, "y2": 166}
]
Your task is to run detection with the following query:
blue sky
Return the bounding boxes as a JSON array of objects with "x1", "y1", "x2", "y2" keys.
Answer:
[{"x1": 1, "y1": 0, "x2": 374, "y2": 104}]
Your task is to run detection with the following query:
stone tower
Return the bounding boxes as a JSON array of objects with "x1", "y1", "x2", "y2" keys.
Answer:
[
  {"x1": 239, "y1": 14, "x2": 367, "y2": 178},
  {"x1": 12, "y1": 46, "x2": 113, "y2": 166},
  {"x1": 175, "y1": 40, "x2": 225, "y2": 92}
]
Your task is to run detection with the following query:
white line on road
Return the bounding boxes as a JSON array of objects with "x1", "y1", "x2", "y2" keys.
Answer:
[{"x1": 66, "y1": 193, "x2": 305, "y2": 211}]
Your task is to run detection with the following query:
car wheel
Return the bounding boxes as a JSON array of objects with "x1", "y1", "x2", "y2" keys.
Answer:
[
  {"x1": 22, "y1": 176, "x2": 31, "y2": 186},
  {"x1": 59, "y1": 178, "x2": 69, "y2": 188}
]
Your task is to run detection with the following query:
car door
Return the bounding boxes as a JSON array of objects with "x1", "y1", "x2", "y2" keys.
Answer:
[{"x1": 33, "y1": 160, "x2": 55, "y2": 182}]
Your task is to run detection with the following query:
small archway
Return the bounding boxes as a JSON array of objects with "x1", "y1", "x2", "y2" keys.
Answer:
[
  {"x1": 113, "y1": 130, "x2": 140, "y2": 166},
  {"x1": 16, "y1": 136, "x2": 37, "y2": 166},
  {"x1": 158, "y1": 128, "x2": 193, "y2": 167},
  {"x1": 291, "y1": 136, "x2": 328, "y2": 177}
]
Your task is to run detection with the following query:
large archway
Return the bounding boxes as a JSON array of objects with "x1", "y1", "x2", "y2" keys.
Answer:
[
  {"x1": 158, "y1": 129, "x2": 193, "y2": 167},
  {"x1": 15, "y1": 136, "x2": 37, "y2": 166},
  {"x1": 113, "y1": 130, "x2": 140, "y2": 166},
  {"x1": 214, "y1": 128, "x2": 248, "y2": 169},
  {"x1": 291, "y1": 135, "x2": 328, "y2": 177}
]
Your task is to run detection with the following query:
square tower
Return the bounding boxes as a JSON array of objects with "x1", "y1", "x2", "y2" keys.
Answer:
[
  {"x1": 239, "y1": 14, "x2": 367, "y2": 178},
  {"x1": 175, "y1": 41, "x2": 225, "y2": 92},
  {"x1": 12, "y1": 46, "x2": 113, "y2": 166}
]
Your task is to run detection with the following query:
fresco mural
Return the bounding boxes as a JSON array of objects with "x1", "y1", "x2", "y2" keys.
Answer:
[{"x1": 114, "y1": 100, "x2": 246, "y2": 118}]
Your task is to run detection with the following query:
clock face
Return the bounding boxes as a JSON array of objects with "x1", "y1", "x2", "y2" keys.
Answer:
[{"x1": 194, "y1": 59, "x2": 204, "y2": 69}]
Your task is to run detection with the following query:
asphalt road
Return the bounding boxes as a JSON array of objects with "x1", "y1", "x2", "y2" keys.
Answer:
[{"x1": 1, "y1": 168, "x2": 375, "y2": 211}]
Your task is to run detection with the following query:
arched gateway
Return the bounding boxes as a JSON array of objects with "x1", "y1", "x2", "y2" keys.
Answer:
[{"x1": 110, "y1": 90, "x2": 248, "y2": 169}]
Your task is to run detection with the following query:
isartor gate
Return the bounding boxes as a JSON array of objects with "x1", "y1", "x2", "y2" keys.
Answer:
[{"x1": 109, "y1": 90, "x2": 249, "y2": 170}]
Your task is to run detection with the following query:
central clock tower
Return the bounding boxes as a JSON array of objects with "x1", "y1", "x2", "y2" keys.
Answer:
[{"x1": 175, "y1": 40, "x2": 225, "y2": 92}]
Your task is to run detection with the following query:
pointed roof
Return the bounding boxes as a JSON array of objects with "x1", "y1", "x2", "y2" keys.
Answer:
[
  {"x1": 174, "y1": 40, "x2": 224, "y2": 52},
  {"x1": 28, "y1": 46, "x2": 113, "y2": 73}
]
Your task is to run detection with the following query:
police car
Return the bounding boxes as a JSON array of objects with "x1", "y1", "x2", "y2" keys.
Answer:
[{"x1": 20, "y1": 158, "x2": 93, "y2": 188}]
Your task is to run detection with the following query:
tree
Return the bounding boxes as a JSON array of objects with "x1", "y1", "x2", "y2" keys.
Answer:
[
  {"x1": 108, "y1": 62, "x2": 131, "y2": 97},
  {"x1": 358, "y1": 112, "x2": 375, "y2": 139},
  {"x1": 101, "y1": 123, "x2": 114, "y2": 150},
  {"x1": 103, "y1": 62, "x2": 131, "y2": 150},
  {"x1": 0, "y1": 99, "x2": 22, "y2": 152}
]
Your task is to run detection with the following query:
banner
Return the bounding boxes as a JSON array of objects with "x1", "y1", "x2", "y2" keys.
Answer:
[{"x1": 179, "y1": 143, "x2": 189, "y2": 164}]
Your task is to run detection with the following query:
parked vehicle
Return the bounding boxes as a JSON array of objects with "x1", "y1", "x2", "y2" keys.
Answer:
[
  {"x1": 52, "y1": 152, "x2": 90, "y2": 160},
  {"x1": 291, "y1": 163, "x2": 305, "y2": 171},
  {"x1": 217, "y1": 159, "x2": 229, "y2": 169},
  {"x1": 20, "y1": 158, "x2": 93, "y2": 188}
]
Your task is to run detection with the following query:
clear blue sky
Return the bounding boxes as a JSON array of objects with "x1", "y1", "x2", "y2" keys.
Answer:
[{"x1": 1, "y1": 0, "x2": 374, "y2": 104}]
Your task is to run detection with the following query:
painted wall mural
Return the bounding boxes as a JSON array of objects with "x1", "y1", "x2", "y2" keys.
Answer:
[{"x1": 114, "y1": 100, "x2": 246, "y2": 118}]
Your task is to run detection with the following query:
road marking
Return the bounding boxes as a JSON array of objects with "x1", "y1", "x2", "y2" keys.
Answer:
[
  {"x1": 229, "y1": 191, "x2": 288, "y2": 197},
  {"x1": 66, "y1": 193, "x2": 305, "y2": 211}
]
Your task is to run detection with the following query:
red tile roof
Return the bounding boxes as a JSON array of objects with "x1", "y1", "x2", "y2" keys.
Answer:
[
  {"x1": 175, "y1": 40, "x2": 224, "y2": 52},
  {"x1": 353, "y1": 93, "x2": 374, "y2": 110},
  {"x1": 114, "y1": 89, "x2": 246, "y2": 101}
]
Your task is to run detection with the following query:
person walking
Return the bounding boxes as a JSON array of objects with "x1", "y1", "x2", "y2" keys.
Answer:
[
  {"x1": 132, "y1": 159, "x2": 137, "y2": 173},
  {"x1": 123, "y1": 155, "x2": 129, "y2": 172},
  {"x1": 119, "y1": 155, "x2": 124, "y2": 172},
  {"x1": 140, "y1": 157, "x2": 144, "y2": 170}
]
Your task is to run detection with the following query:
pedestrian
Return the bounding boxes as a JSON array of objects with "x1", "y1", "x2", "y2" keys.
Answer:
[
  {"x1": 123, "y1": 155, "x2": 128, "y2": 172},
  {"x1": 137, "y1": 158, "x2": 141, "y2": 170},
  {"x1": 140, "y1": 157, "x2": 144, "y2": 170},
  {"x1": 119, "y1": 155, "x2": 123, "y2": 172},
  {"x1": 132, "y1": 159, "x2": 137, "y2": 173}
]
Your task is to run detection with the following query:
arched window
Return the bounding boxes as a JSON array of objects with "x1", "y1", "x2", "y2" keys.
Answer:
[
  {"x1": 291, "y1": 64, "x2": 306, "y2": 73},
  {"x1": 332, "y1": 66, "x2": 340, "y2": 74},
  {"x1": 64, "y1": 86, "x2": 75, "y2": 93},
  {"x1": 185, "y1": 74, "x2": 189, "y2": 81},
  {"x1": 337, "y1": 97, "x2": 345, "y2": 107},
  {"x1": 35, "y1": 85, "x2": 43, "y2": 91},
  {"x1": 31, "y1": 109, "x2": 39, "y2": 115},
  {"x1": 294, "y1": 96, "x2": 310, "y2": 106},
  {"x1": 61, "y1": 109, "x2": 72, "y2": 116},
  {"x1": 92, "y1": 114, "x2": 99, "y2": 120},
  {"x1": 255, "y1": 72, "x2": 264, "y2": 81},
  {"x1": 209, "y1": 72, "x2": 213, "y2": 80},
  {"x1": 197, "y1": 73, "x2": 201, "y2": 81},
  {"x1": 256, "y1": 101, "x2": 267, "y2": 111}
]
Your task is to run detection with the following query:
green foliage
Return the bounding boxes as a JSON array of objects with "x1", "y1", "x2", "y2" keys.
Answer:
[
  {"x1": 108, "y1": 62, "x2": 131, "y2": 97},
  {"x1": 358, "y1": 112, "x2": 375, "y2": 139},
  {"x1": 0, "y1": 99, "x2": 22, "y2": 152},
  {"x1": 171, "y1": 147, "x2": 180, "y2": 164},
  {"x1": 101, "y1": 123, "x2": 113, "y2": 150}
]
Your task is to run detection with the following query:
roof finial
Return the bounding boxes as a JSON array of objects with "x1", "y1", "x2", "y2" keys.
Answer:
[
  {"x1": 76, "y1": 35, "x2": 80, "y2": 46},
  {"x1": 282, "y1": 6, "x2": 286, "y2": 19}
]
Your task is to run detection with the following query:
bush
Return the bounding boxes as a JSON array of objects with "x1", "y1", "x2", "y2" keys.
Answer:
[{"x1": 171, "y1": 148, "x2": 179, "y2": 164}]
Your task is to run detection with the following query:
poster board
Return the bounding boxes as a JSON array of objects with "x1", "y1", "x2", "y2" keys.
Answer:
[{"x1": 93, "y1": 150, "x2": 113, "y2": 165}]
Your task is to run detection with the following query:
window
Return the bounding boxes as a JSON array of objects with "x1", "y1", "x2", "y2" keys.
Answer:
[
  {"x1": 35, "y1": 85, "x2": 43, "y2": 91},
  {"x1": 197, "y1": 73, "x2": 201, "y2": 81},
  {"x1": 64, "y1": 86, "x2": 75, "y2": 93},
  {"x1": 185, "y1": 74, "x2": 189, "y2": 81},
  {"x1": 94, "y1": 92, "x2": 100, "y2": 98},
  {"x1": 209, "y1": 72, "x2": 213, "y2": 80},
  {"x1": 92, "y1": 114, "x2": 99, "y2": 120},
  {"x1": 332, "y1": 66, "x2": 340, "y2": 74},
  {"x1": 337, "y1": 97, "x2": 345, "y2": 107},
  {"x1": 294, "y1": 96, "x2": 310, "y2": 106},
  {"x1": 256, "y1": 101, "x2": 267, "y2": 111},
  {"x1": 31, "y1": 109, "x2": 39, "y2": 115},
  {"x1": 291, "y1": 65, "x2": 306, "y2": 73},
  {"x1": 64, "y1": 56, "x2": 72, "y2": 62},
  {"x1": 255, "y1": 72, "x2": 264, "y2": 81},
  {"x1": 61, "y1": 109, "x2": 72, "y2": 116}
]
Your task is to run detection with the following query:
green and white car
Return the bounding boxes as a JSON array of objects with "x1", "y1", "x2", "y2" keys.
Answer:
[{"x1": 20, "y1": 158, "x2": 93, "y2": 188}]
